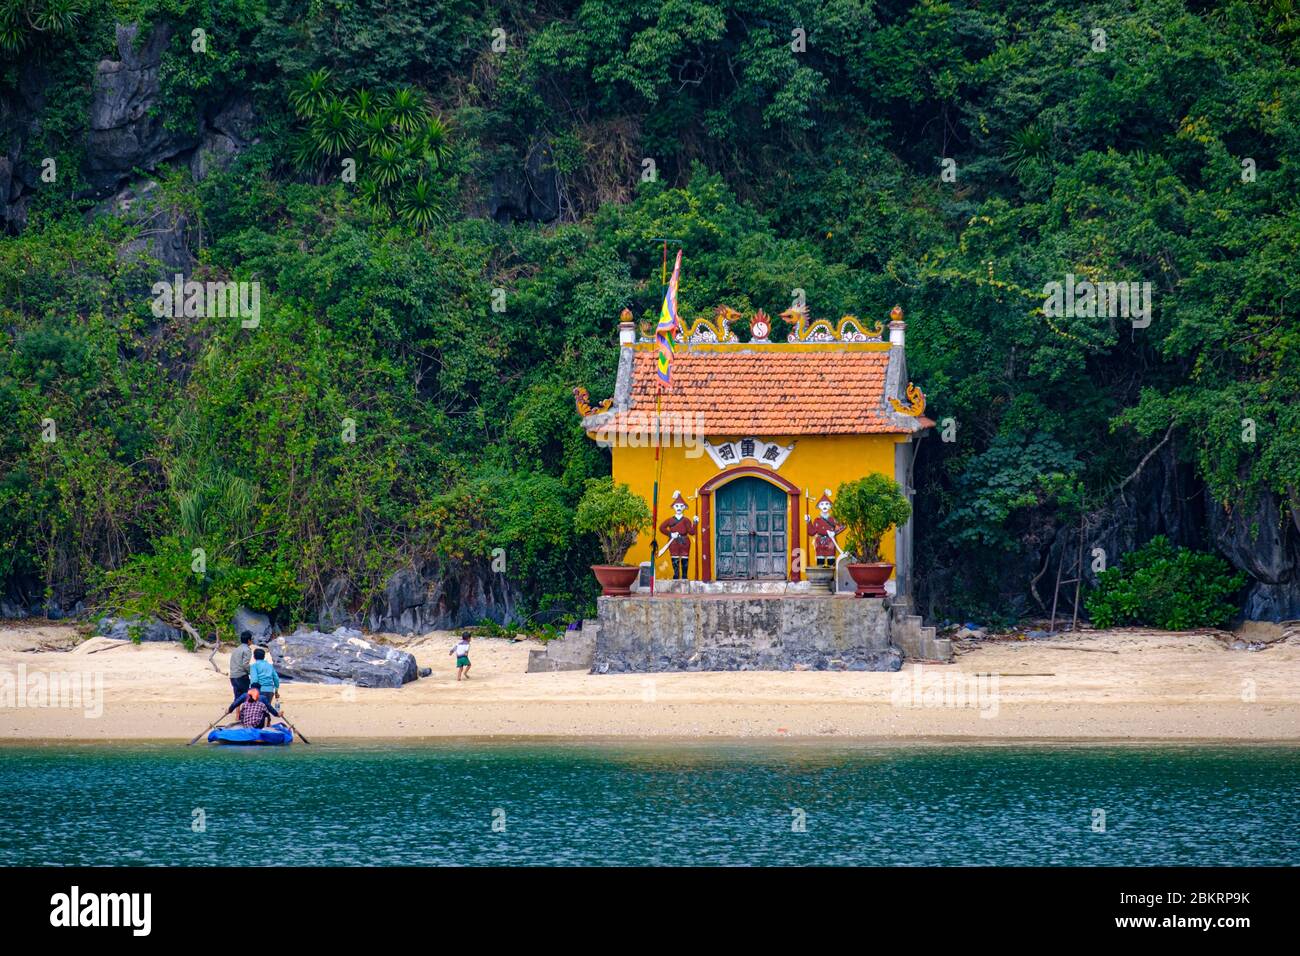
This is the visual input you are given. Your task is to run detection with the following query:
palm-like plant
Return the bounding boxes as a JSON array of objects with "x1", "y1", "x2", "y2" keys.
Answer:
[
  {"x1": 287, "y1": 131, "x2": 322, "y2": 173},
  {"x1": 358, "y1": 109, "x2": 400, "y2": 153},
  {"x1": 1005, "y1": 121, "x2": 1052, "y2": 176},
  {"x1": 358, "y1": 177, "x2": 389, "y2": 212},
  {"x1": 290, "y1": 68, "x2": 334, "y2": 119},
  {"x1": 309, "y1": 99, "x2": 356, "y2": 159},
  {"x1": 0, "y1": 3, "x2": 23, "y2": 52},
  {"x1": 420, "y1": 114, "x2": 453, "y2": 170},
  {"x1": 1, "y1": 0, "x2": 85, "y2": 51},
  {"x1": 384, "y1": 86, "x2": 429, "y2": 134},
  {"x1": 395, "y1": 178, "x2": 441, "y2": 231},
  {"x1": 348, "y1": 88, "x2": 377, "y2": 120},
  {"x1": 368, "y1": 144, "x2": 406, "y2": 188},
  {"x1": 29, "y1": 0, "x2": 82, "y2": 32}
]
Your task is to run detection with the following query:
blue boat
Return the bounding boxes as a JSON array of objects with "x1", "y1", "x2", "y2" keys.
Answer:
[{"x1": 207, "y1": 723, "x2": 294, "y2": 746}]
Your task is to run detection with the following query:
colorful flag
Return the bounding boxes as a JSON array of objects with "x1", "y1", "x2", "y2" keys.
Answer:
[{"x1": 655, "y1": 249, "x2": 683, "y2": 386}]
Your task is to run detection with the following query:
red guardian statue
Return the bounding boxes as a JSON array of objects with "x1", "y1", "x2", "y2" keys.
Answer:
[
  {"x1": 659, "y1": 490, "x2": 698, "y2": 580},
  {"x1": 807, "y1": 489, "x2": 844, "y2": 568}
]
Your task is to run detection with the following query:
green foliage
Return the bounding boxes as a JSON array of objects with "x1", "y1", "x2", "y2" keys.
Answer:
[
  {"x1": 101, "y1": 540, "x2": 300, "y2": 643},
  {"x1": 941, "y1": 432, "x2": 1084, "y2": 552},
  {"x1": 834, "y1": 474, "x2": 912, "y2": 563},
  {"x1": 0, "y1": 0, "x2": 86, "y2": 53},
  {"x1": 284, "y1": 71, "x2": 456, "y2": 229},
  {"x1": 1085, "y1": 536, "x2": 1246, "y2": 631},
  {"x1": 2, "y1": 0, "x2": 1296, "y2": 628},
  {"x1": 574, "y1": 477, "x2": 651, "y2": 566}
]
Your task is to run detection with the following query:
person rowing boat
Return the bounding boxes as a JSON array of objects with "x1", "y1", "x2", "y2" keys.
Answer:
[{"x1": 225, "y1": 683, "x2": 282, "y2": 729}]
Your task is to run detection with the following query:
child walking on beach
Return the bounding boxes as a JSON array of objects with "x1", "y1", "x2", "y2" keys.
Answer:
[{"x1": 450, "y1": 632, "x2": 472, "y2": 681}]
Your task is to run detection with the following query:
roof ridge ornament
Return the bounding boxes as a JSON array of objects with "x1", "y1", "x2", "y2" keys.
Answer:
[
  {"x1": 684, "y1": 305, "x2": 740, "y2": 344},
  {"x1": 889, "y1": 382, "x2": 927, "y2": 417},
  {"x1": 573, "y1": 386, "x2": 612, "y2": 417},
  {"x1": 782, "y1": 305, "x2": 885, "y2": 343}
]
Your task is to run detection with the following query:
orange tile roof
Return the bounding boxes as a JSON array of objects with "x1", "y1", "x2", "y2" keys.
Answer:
[{"x1": 611, "y1": 347, "x2": 915, "y2": 435}]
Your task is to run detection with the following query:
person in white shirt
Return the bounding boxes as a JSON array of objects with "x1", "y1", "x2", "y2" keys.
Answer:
[{"x1": 450, "y1": 632, "x2": 472, "y2": 681}]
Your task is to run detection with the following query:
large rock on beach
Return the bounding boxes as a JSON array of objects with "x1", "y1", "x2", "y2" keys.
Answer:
[
  {"x1": 268, "y1": 627, "x2": 419, "y2": 688},
  {"x1": 232, "y1": 606, "x2": 274, "y2": 644},
  {"x1": 96, "y1": 616, "x2": 181, "y2": 642}
]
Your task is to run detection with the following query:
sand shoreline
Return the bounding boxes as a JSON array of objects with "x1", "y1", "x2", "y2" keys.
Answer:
[
  {"x1": 4, "y1": 735, "x2": 1299, "y2": 747},
  {"x1": 2, "y1": 622, "x2": 1297, "y2": 742}
]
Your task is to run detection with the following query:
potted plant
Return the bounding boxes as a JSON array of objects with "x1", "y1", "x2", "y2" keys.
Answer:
[
  {"x1": 575, "y1": 476, "x2": 652, "y2": 596},
  {"x1": 834, "y1": 474, "x2": 912, "y2": 597}
]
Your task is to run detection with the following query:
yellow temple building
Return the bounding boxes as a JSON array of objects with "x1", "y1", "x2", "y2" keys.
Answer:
[{"x1": 576, "y1": 304, "x2": 933, "y2": 599}]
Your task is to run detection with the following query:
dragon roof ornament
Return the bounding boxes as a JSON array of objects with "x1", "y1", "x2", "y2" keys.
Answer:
[{"x1": 781, "y1": 305, "x2": 885, "y2": 343}]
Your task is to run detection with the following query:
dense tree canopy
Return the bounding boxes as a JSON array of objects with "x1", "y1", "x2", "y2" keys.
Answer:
[{"x1": 1, "y1": 0, "x2": 1295, "y2": 632}]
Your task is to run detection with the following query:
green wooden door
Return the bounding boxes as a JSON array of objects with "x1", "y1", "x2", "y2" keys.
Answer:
[{"x1": 715, "y1": 477, "x2": 788, "y2": 580}]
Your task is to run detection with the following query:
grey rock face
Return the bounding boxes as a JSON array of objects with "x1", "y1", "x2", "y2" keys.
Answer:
[
  {"x1": 93, "y1": 178, "x2": 194, "y2": 277},
  {"x1": 96, "y1": 616, "x2": 181, "y2": 642},
  {"x1": 232, "y1": 606, "x2": 274, "y2": 645},
  {"x1": 0, "y1": 598, "x2": 27, "y2": 619},
  {"x1": 488, "y1": 141, "x2": 560, "y2": 223},
  {"x1": 317, "y1": 575, "x2": 356, "y2": 630},
  {"x1": 190, "y1": 132, "x2": 239, "y2": 182},
  {"x1": 592, "y1": 595, "x2": 903, "y2": 673},
  {"x1": 1033, "y1": 441, "x2": 1300, "y2": 623},
  {"x1": 365, "y1": 565, "x2": 520, "y2": 634},
  {"x1": 1206, "y1": 492, "x2": 1300, "y2": 620},
  {"x1": 210, "y1": 97, "x2": 258, "y2": 146},
  {"x1": 85, "y1": 23, "x2": 199, "y2": 194},
  {"x1": 268, "y1": 627, "x2": 419, "y2": 688}
]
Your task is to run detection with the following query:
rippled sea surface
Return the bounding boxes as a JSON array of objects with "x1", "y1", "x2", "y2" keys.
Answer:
[{"x1": 0, "y1": 742, "x2": 1295, "y2": 865}]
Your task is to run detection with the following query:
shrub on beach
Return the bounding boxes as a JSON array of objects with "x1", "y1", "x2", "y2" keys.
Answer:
[{"x1": 1084, "y1": 536, "x2": 1245, "y2": 631}]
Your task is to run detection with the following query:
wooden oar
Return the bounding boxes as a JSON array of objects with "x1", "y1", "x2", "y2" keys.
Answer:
[
  {"x1": 187, "y1": 707, "x2": 231, "y2": 746},
  {"x1": 278, "y1": 714, "x2": 311, "y2": 744},
  {"x1": 273, "y1": 694, "x2": 312, "y2": 744}
]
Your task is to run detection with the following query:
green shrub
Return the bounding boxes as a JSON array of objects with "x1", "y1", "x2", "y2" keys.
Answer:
[
  {"x1": 574, "y1": 477, "x2": 651, "y2": 566},
  {"x1": 100, "y1": 541, "x2": 301, "y2": 645},
  {"x1": 834, "y1": 474, "x2": 912, "y2": 563},
  {"x1": 1084, "y1": 536, "x2": 1245, "y2": 631}
]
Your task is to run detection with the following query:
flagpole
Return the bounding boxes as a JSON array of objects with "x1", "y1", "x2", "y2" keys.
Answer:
[
  {"x1": 650, "y1": 391, "x2": 661, "y2": 596},
  {"x1": 648, "y1": 244, "x2": 683, "y2": 598}
]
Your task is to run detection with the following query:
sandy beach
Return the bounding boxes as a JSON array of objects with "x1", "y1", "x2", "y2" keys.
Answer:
[{"x1": 1, "y1": 622, "x2": 1297, "y2": 742}]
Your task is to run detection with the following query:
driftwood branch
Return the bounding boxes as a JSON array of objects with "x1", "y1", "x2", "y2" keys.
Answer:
[{"x1": 156, "y1": 608, "x2": 222, "y2": 673}]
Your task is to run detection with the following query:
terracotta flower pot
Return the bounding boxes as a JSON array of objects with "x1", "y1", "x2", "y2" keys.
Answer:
[
  {"x1": 846, "y1": 562, "x2": 892, "y2": 597},
  {"x1": 592, "y1": 564, "x2": 640, "y2": 596}
]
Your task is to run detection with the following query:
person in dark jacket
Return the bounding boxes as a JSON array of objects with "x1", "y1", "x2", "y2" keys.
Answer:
[
  {"x1": 226, "y1": 683, "x2": 281, "y2": 728},
  {"x1": 229, "y1": 631, "x2": 254, "y2": 700}
]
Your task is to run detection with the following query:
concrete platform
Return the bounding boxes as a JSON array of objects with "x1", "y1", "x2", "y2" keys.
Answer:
[
  {"x1": 591, "y1": 593, "x2": 901, "y2": 673},
  {"x1": 635, "y1": 577, "x2": 898, "y2": 597}
]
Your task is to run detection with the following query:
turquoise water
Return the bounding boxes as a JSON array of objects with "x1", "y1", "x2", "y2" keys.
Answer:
[{"x1": 0, "y1": 742, "x2": 1295, "y2": 865}]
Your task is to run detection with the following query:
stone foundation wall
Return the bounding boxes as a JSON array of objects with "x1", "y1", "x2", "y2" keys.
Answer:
[
  {"x1": 592, "y1": 595, "x2": 901, "y2": 672},
  {"x1": 526, "y1": 621, "x2": 598, "y2": 672}
]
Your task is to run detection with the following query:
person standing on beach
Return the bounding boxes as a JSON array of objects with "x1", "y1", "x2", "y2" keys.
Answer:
[
  {"x1": 450, "y1": 632, "x2": 472, "y2": 681},
  {"x1": 248, "y1": 647, "x2": 280, "y2": 704},
  {"x1": 229, "y1": 632, "x2": 254, "y2": 701}
]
